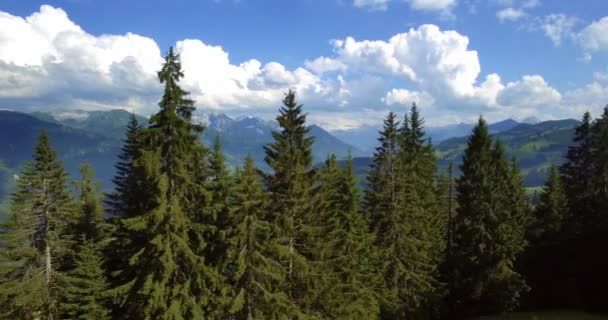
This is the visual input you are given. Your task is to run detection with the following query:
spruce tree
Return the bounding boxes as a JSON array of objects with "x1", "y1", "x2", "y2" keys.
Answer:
[
  {"x1": 111, "y1": 48, "x2": 221, "y2": 319},
  {"x1": 60, "y1": 238, "x2": 111, "y2": 320},
  {"x1": 73, "y1": 162, "x2": 106, "y2": 242},
  {"x1": 0, "y1": 132, "x2": 76, "y2": 319},
  {"x1": 206, "y1": 135, "x2": 233, "y2": 271},
  {"x1": 263, "y1": 90, "x2": 319, "y2": 316},
  {"x1": 105, "y1": 114, "x2": 143, "y2": 218},
  {"x1": 581, "y1": 107, "x2": 608, "y2": 311},
  {"x1": 560, "y1": 111, "x2": 595, "y2": 237},
  {"x1": 522, "y1": 164, "x2": 571, "y2": 308},
  {"x1": 363, "y1": 112, "x2": 399, "y2": 232},
  {"x1": 228, "y1": 156, "x2": 300, "y2": 319},
  {"x1": 316, "y1": 155, "x2": 380, "y2": 319},
  {"x1": 373, "y1": 105, "x2": 444, "y2": 319},
  {"x1": 451, "y1": 119, "x2": 528, "y2": 318}
]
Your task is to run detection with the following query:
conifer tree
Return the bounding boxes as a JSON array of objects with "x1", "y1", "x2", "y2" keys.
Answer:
[
  {"x1": 60, "y1": 238, "x2": 111, "y2": 320},
  {"x1": 228, "y1": 156, "x2": 300, "y2": 319},
  {"x1": 316, "y1": 155, "x2": 380, "y2": 319},
  {"x1": 363, "y1": 112, "x2": 399, "y2": 231},
  {"x1": 580, "y1": 107, "x2": 608, "y2": 311},
  {"x1": 560, "y1": 111, "x2": 595, "y2": 237},
  {"x1": 373, "y1": 105, "x2": 444, "y2": 319},
  {"x1": 206, "y1": 135, "x2": 233, "y2": 271},
  {"x1": 0, "y1": 132, "x2": 76, "y2": 319},
  {"x1": 105, "y1": 115, "x2": 143, "y2": 218},
  {"x1": 522, "y1": 164, "x2": 571, "y2": 308},
  {"x1": 111, "y1": 48, "x2": 221, "y2": 319},
  {"x1": 263, "y1": 90, "x2": 319, "y2": 316},
  {"x1": 73, "y1": 162, "x2": 106, "y2": 242},
  {"x1": 450, "y1": 119, "x2": 528, "y2": 318}
]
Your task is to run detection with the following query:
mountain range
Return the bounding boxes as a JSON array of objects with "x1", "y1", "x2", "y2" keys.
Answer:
[
  {"x1": 0, "y1": 108, "x2": 363, "y2": 215},
  {"x1": 0, "y1": 108, "x2": 579, "y2": 220},
  {"x1": 332, "y1": 117, "x2": 535, "y2": 152}
]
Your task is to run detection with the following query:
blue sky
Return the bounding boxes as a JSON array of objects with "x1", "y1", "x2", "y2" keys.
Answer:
[{"x1": 0, "y1": 0, "x2": 607, "y2": 129}]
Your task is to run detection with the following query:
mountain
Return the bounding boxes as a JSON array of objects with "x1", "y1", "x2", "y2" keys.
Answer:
[
  {"x1": 344, "y1": 119, "x2": 579, "y2": 188},
  {"x1": 0, "y1": 111, "x2": 123, "y2": 220},
  {"x1": 0, "y1": 109, "x2": 364, "y2": 212},
  {"x1": 32, "y1": 109, "x2": 149, "y2": 140},
  {"x1": 332, "y1": 118, "x2": 523, "y2": 152},
  {"x1": 436, "y1": 119, "x2": 579, "y2": 186}
]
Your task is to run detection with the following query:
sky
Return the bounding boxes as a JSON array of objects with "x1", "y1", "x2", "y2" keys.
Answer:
[{"x1": 0, "y1": 0, "x2": 607, "y2": 130}]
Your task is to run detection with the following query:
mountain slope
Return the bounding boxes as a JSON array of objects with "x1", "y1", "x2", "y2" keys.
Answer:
[{"x1": 346, "y1": 119, "x2": 579, "y2": 188}]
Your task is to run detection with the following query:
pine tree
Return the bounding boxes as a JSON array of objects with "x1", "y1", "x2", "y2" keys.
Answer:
[
  {"x1": 450, "y1": 119, "x2": 528, "y2": 318},
  {"x1": 228, "y1": 156, "x2": 300, "y2": 319},
  {"x1": 522, "y1": 164, "x2": 571, "y2": 308},
  {"x1": 73, "y1": 162, "x2": 106, "y2": 242},
  {"x1": 580, "y1": 106, "x2": 608, "y2": 311},
  {"x1": 372, "y1": 105, "x2": 444, "y2": 319},
  {"x1": 560, "y1": 111, "x2": 595, "y2": 237},
  {"x1": 316, "y1": 155, "x2": 380, "y2": 319},
  {"x1": 206, "y1": 135, "x2": 233, "y2": 271},
  {"x1": 111, "y1": 48, "x2": 221, "y2": 319},
  {"x1": 105, "y1": 114, "x2": 143, "y2": 218},
  {"x1": 363, "y1": 112, "x2": 399, "y2": 232},
  {"x1": 0, "y1": 132, "x2": 76, "y2": 319},
  {"x1": 60, "y1": 238, "x2": 111, "y2": 320},
  {"x1": 263, "y1": 90, "x2": 319, "y2": 316}
]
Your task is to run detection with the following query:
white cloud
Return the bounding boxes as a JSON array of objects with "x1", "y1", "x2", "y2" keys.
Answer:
[
  {"x1": 331, "y1": 25, "x2": 480, "y2": 97},
  {"x1": 578, "y1": 16, "x2": 608, "y2": 57},
  {"x1": 1, "y1": 5, "x2": 605, "y2": 131},
  {"x1": 352, "y1": 0, "x2": 456, "y2": 14},
  {"x1": 521, "y1": 0, "x2": 540, "y2": 9},
  {"x1": 305, "y1": 57, "x2": 347, "y2": 74},
  {"x1": 383, "y1": 88, "x2": 435, "y2": 108},
  {"x1": 594, "y1": 69, "x2": 608, "y2": 83},
  {"x1": 0, "y1": 5, "x2": 332, "y2": 115},
  {"x1": 541, "y1": 14, "x2": 577, "y2": 46},
  {"x1": 406, "y1": 0, "x2": 456, "y2": 12},
  {"x1": 353, "y1": 0, "x2": 390, "y2": 10},
  {"x1": 497, "y1": 8, "x2": 526, "y2": 22},
  {"x1": 497, "y1": 75, "x2": 561, "y2": 108}
]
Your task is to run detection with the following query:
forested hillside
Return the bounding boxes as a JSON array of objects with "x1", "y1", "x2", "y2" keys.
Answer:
[{"x1": 1, "y1": 48, "x2": 607, "y2": 320}]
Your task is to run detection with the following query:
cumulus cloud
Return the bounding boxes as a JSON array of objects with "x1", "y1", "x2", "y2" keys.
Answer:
[
  {"x1": 1, "y1": 5, "x2": 606, "y2": 131},
  {"x1": 305, "y1": 57, "x2": 347, "y2": 74},
  {"x1": 497, "y1": 75, "x2": 561, "y2": 108},
  {"x1": 578, "y1": 16, "x2": 608, "y2": 59},
  {"x1": 383, "y1": 88, "x2": 435, "y2": 108},
  {"x1": 497, "y1": 8, "x2": 526, "y2": 22},
  {"x1": 0, "y1": 5, "x2": 333, "y2": 116}
]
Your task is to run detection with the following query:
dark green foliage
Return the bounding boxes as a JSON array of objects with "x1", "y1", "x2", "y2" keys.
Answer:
[
  {"x1": 521, "y1": 165, "x2": 572, "y2": 309},
  {"x1": 111, "y1": 48, "x2": 221, "y2": 319},
  {"x1": 228, "y1": 156, "x2": 300, "y2": 319},
  {"x1": 263, "y1": 90, "x2": 319, "y2": 316},
  {"x1": 206, "y1": 135, "x2": 233, "y2": 270},
  {"x1": 73, "y1": 162, "x2": 106, "y2": 242},
  {"x1": 316, "y1": 155, "x2": 380, "y2": 319},
  {"x1": 451, "y1": 118, "x2": 529, "y2": 318},
  {"x1": 0, "y1": 132, "x2": 76, "y2": 319},
  {"x1": 60, "y1": 238, "x2": 110, "y2": 320},
  {"x1": 363, "y1": 112, "x2": 399, "y2": 231},
  {"x1": 373, "y1": 105, "x2": 445, "y2": 319}
]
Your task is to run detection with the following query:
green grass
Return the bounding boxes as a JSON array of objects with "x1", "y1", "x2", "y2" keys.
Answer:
[{"x1": 479, "y1": 311, "x2": 608, "y2": 320}]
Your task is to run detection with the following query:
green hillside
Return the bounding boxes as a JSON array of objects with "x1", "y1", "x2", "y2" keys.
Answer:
[{"x1": 347, "y1": 119, "x2": 579, "y2": 188}]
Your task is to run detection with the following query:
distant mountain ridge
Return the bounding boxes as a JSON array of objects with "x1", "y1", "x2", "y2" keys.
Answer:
[
  {"x1": 332, "y1": 118, "x2": 525, "y2": 152},
  {"x1": 0, "y1": 109, "x2": 365, "y2": 213},
  {"x1": 345, "y1": 118, "x2": 579, "y2": 188}
]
